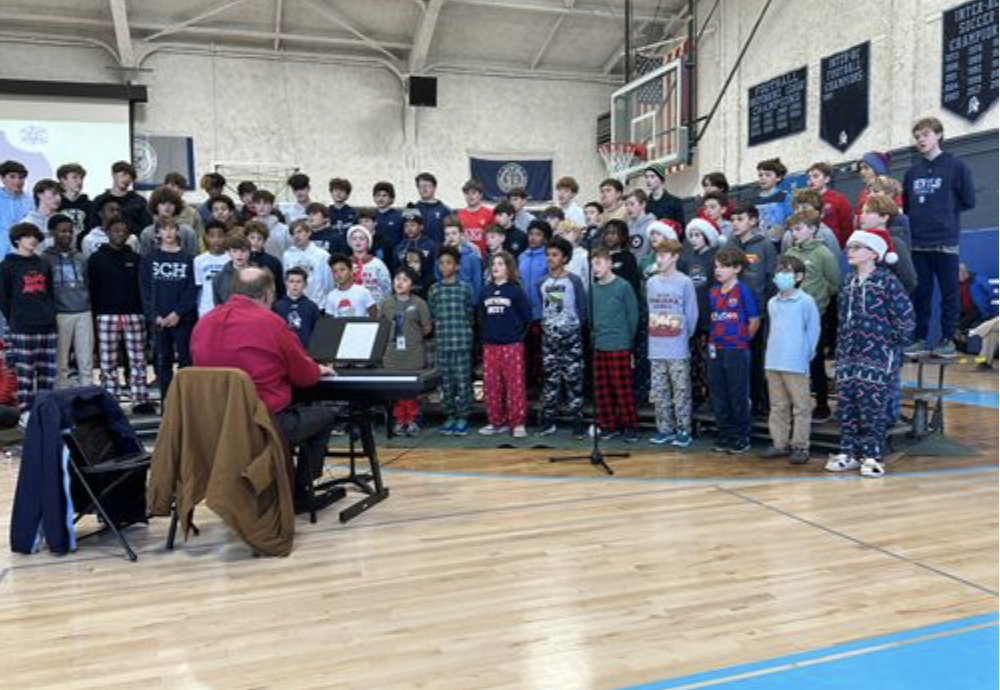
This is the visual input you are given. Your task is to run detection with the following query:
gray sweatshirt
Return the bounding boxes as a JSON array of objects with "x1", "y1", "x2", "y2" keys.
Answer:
[{"x1": 42, "y1": 247, "x2": 91, "y2": 313}]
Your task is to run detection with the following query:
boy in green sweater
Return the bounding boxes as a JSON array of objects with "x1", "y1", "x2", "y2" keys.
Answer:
[{"x1": 590, "y1": 246, "x2": 640, "y2": 442}]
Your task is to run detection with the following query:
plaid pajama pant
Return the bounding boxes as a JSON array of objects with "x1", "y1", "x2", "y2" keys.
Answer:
[
  {"x1": 5, "y1": 331, "x2": 57, "y2": 413},
  {"x1": 593, "y1": 349, "x2": 637, "y2": 433},
  {"x1": 438, "y1": 349, "x2": 472, "y2": 420},
  {"x1": 649, "y1": 359, "x2": 692, "y2": 435},
  {"x1": 482, "y1": 342, "x2": 527, "y2": 428},
  {"x1": 96, "y1": 314, "x2": 149, "y2": 404}
]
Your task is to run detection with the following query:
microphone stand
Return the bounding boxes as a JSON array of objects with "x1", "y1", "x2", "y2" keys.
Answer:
[{"x1": 549, "y1": 257, "x2": 630, "y2": 475}]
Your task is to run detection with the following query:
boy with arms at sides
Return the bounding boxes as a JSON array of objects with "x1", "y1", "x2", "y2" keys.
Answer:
[
  {"x1": 646, "y1": 239, "x2": 698, "y2": 447},
  {"x1": 437, "y1": 216, "x2": 483, "y2": 304},
  {"x1": 590, "y1": 247, "x2": 640, "y2": 442},
  {"x1": 806, "y1": 161, "x2": 853, "y2": 248},
  {"x1": 491, "y1": 201, "x2": 528, "y2": 256},
  {"x1": 43, "y1": 214, "x2": 94, "y2": 389},
  {"x1": 244, "y1": 220, "x2": 286, "y2": 300},
  {"x1": 305, "y1": 201, "x2": 347, "y2": 256},
  {"x1": 729, "y1": 203, "x2": 776, "y2": 416},
  {"x1": 380, "y1": 267, "x2": 432, "y2": 436},
  {"x1": 59, "y1": 162, "x2": 95, "y2": 243},
  {"x1": 0, "y1": 161, "x2": 33, "y2": 255},
  {"x1": 680, "y1": 217, "x2": 722, "y2": 410},
  {"x1": 22, "y1": 178, "x2": 62, "y2": 238},
  {"x1": 412, "y1": 172, "x2": 450, "y2": 244},
  {"x1": 162, "y1": 172, "x2": 203, "y2": 237},
  {"x1": 373, "y1": 181, "x2": 403, "y2": 250},
  {"x1": 827, "y1": 227, "x2": 914, "y2": 477},
  {"x1": 506, "y1": 187, "x2": 535, "y2": 234},
  {"x1": 781, "y1": 208, "x2": 841, "y2": 422},
  {"x1": 139, "y1": 186, "x2": 199, "y2": 256},
  {"x1": 482, "y1": 224, "x2": 507, "y2": 285},
  {"x1": 603, "y1": 219, "x2": 642, "y2": 298},
  {"x1": 327, "y1": 177, "x2": 358, "y2": 239},
  {"x1": 643, "y1": 164, "x2": 686, "y2": 226},
  {"x1": 0, "y1": 223, "x2": 57, "y2": 420},
  {"x1": 457, "y1": 179, "x2": 494, "y2": 253},
  {"x1": 762, "y1": 256, "x2": 820, "y2": 465},
  {"x1": 283, "y1": 218, "x2": 333, "y2": 306},
  {"x1": 140, "y1": 218, "x2": 198, "y2": 401},
  {"x1": 87, "y1": 217, "x2": 155, "y2": 414},
  {"x1": 707, "y1": 248, "x2": 760, "y2": 454},
  {"x1": 580, "y1": 201, "x2": 605, "y2": 250},
  {"x1": 754, "y1": 157, "x2": 793, "y2": 246},
  {"x1": 624, "y1": 189, "x2": 657, "y2": 262},
  {"x1": 346, "y1": 224, "x2": 391, "y2": 304},
  {"x1": 429, "y1": 245, "x2": 475, "y2": 436},
  {"x1": 273, "y1": 266, "x2": 320, "y2": 348},
  {"x1": 90, "y1": 161, "x2": 153, "y2": 236},
  {"x1": 518, "y1": 219, "x2": 552, "y2": 391},
  {"x1": 282, "y1": 173, "x2": 313, "y2": 224},
  {"x1": 538, "y1": 236, "x2": 588, "y2": 438},
  {"x1": 212, "y1": 233, "x2": 253, "y2": 306},
  {"x1": 194, "y1": 220, "x2": 230, "y2": 317},
  {"x1": 394, "y1": 209, "x2": 439, "y2": 282},
  {"x1": 250, "y1": 190, "x2": 291, "y2": 258},
  {"x1": 323, "y1": 253, "x2": 377, "y2": 318},
  {"x1": 554, "y1": 176, "x2": 586, "y2": 227},
  {"x1": 598, "y1": 179, "x2": 627, "y2": 224}
]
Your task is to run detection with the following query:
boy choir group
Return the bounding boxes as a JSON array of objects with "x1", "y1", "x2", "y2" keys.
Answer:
[{"x1": 0, "y1": 115, "x2": 978, "y2": 478}]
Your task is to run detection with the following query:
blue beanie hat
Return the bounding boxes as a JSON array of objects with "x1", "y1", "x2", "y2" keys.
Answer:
[{"x1": 861, "y1": 151, "x2": 890, "y2": 176}]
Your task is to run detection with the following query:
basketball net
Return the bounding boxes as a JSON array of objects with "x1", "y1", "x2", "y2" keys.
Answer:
[{"x1": 598, "y1": 142, "x2": 647, "y2": 183}]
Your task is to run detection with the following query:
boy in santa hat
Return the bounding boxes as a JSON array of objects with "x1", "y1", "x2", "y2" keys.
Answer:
[
  {"x1": 347, "y1": 224, "x2": 392, "y2": 304},
  {"x1": 826, "y1": 226, "x2": 914, "y2": 477}
]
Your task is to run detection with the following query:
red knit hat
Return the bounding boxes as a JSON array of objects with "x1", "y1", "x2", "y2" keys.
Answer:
[{"x1": 848, "y1": 227, "x2": 898, "y2": 265}]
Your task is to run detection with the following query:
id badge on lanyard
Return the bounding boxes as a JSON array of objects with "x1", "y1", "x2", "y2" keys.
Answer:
[{"x1": 394, "y1": 303, "x2": 406, "y2": 350}]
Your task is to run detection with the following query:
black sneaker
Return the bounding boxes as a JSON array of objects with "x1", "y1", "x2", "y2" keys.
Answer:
[
  {"x1": 728, "y1": 440, "x2": 752, "y2": 455},
  {"x1": 812, "y1": 407, "x2": 832, "y2": 424},
  {"x1": 572, "y1": 421, "x2": 588, "y2": 439},
  {"x1": 132, "y1": 402, "x2": 158, "y2": 416}
]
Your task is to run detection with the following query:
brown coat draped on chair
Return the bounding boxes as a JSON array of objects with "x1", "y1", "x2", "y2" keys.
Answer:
[{"x1": 147, "y1": 367, "x2": 295, "y2": 556}]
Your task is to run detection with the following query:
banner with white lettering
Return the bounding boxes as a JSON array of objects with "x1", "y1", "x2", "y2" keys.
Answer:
[
  {"x1": 469, "y1": 154, "x2": 553, "y2": 202},
  {"x1": 820, "y1": 42, "x2": 869, "y2": 152},
  {"x1": 747, "y1": 67, "x2": 808, "y2": 147},
  {"x1": 941, "y1": 0, "x2": 999, "y2": 122}
]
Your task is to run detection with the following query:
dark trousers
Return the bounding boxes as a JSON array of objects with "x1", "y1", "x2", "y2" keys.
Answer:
[
  {"x1": 809, "y1": 322, "x2": 829, "y2": 412},
  {"x1": 153, "y1": 317, "x2": 194, "y2": 401},
  {"x1": 706, "y1": 347, "x2": 751, "y2": 447},
  {"x1": 749, "y1": 318, "x2": 768, "y2": 414},
  {"x1": 632, "y1": 310, "x2": 651, "y2": 405},
  {"x1": 277, "y1": 404, "x2": 340, "y2": 497},
  {"x1": 912, "y1": 250, "x2": 960, "y2": 344}
]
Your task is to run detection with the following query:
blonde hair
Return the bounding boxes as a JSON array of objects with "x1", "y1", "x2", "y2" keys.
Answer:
[{"x1": 863, "y1": 192, "x2": 899, "y2": 219}]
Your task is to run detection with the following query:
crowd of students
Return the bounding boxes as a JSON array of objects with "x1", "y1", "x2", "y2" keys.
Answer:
[{"x1": 0, "y1": 114, "x2": 991, "y2": 478}]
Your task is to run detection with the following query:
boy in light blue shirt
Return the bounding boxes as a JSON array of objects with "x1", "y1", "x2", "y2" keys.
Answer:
[{"x1": 763, "y1": 255, "x2": 820, "y2": 464}]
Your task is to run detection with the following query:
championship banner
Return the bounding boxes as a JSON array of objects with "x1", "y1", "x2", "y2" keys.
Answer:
[
  {"x1": 132, "y1": 135, "x2": 195, "y2": 190},
  {"x1": 469, "y1": 153, "x2": 553, "y2": 202},
  {"x1": 820, "y1": 42, "x2": 869, "y2": 152},
  {"x1": 941, "y1": 0, "x2": 998, "y2": 122}
]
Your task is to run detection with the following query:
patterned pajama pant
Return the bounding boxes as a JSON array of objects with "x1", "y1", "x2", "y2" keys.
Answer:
[
  {"x1": 837, "y1": 375, "x2": 892, "y2": 461},
  {"x1": 5, "y1": 331, "x2": 57, "y2": 413},
  {"x1": 393, "y1": 399, "x2": 420, "y2": 425},
  {"x1": 483, "y1": 343, "x2": 527, "y2": 428},
  {"x1": 96, "y1": 314, "x2": 149, "y2": 405},
  {"x1": 438, "y1": 349, "x2": 472, "y2": 420},
  {"x1": 541, "y1": 325, "x2": 584, "y2": 424},
  {"x1": 649, "y1": 358, "x2": 691, "y2": 435},
  {"x1": 593, "y1": 349, "x2": 637, "y2": 433}
]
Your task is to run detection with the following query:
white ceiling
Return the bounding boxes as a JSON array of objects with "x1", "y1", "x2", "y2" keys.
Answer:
[{"x1": 0, "y1": 0, "x2": 691, "y2": 84}]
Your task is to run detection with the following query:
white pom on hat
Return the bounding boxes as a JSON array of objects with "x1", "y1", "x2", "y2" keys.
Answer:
[{"x1": 685, "y1": 217, "x2": 721, "y2": 248}]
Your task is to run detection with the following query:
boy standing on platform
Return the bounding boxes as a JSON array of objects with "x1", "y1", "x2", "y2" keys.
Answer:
[
  {"x1": 754, "y1": 158, "x2": 793, "y2": 246},
  {"x1": 381, "y1": 267, "x2": 432, "y2": 436},
  {"x1": 457, "y1": 179, "x2": 494, "y2": 253},
  {"x1": 194, "y1": 220, "x2": 230, "y2": 317},
  {"x1": 42, "y1": 214, "x2": 94, "y2": 389},
  {"x1": 327, "y1": 178, "x2": 358, "y2": 240},
  {"x1": 283, "y1": 219, "x2": 333, "y2": 306},
  {"x1": 429, "y1": 246, "x2": 475, "y2": 436},
  {"x1": 323, "y1": 253, "x2": 376, "y2": 318},
  {"x1": 273, "y1": 267, "x2": 320, "y2": 348}
]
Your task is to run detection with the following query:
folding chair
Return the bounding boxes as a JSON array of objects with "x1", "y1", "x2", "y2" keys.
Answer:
[{"x1": 63, "y1": 397, "x2": 152, "y2": 562}]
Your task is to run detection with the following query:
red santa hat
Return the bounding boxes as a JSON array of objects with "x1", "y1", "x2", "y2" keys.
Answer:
[
  {"x1": 848, "y1": 227, "x2": 898, "y2": 265},
  {"x1": 647, "y1": 219, "x2": 681, "y2": 242},
  {"x1": 685, "y1": 217, "x2": 721, "y2": 248}
]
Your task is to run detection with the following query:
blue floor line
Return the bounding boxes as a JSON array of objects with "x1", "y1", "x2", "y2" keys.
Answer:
[
  {"x1": 902, "y1": 380, "x2": 1000, "y2": 409},
  {"x1": 614, "y1": 612, "x2": 999, "y2": 690}
]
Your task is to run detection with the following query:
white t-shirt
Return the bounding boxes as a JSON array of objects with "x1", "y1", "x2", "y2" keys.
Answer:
[
  {"x1": 194, "y1": 252, "x2": 231, "y2": 316},
  {"x1": 322, "y1": 283, "x2": 375, "y2": 318},
  {"x1": 283, "y1": 243, "x2": 333, "y2": 306}
]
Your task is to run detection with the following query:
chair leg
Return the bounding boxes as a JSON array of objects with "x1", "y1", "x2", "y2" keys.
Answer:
[
  {"x1": 69, "y1": 464, "x2": 138, "y2": 562},
  {"x1": 166, "y1": 503, "x2": 178, "y2": 550}
]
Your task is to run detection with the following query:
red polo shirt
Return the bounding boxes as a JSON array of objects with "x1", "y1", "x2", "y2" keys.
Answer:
[{"x1": 191, "y1": 295, "x2": 320, "y2": 413}]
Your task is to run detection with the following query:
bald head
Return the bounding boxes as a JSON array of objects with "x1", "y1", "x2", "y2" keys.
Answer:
[{"x1": 232, "y1": 266, "x2": 276, "y2": 306}]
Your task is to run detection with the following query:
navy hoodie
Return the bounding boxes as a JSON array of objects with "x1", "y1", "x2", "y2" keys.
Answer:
[
  {"x1": 479, "y1": 281, "x2": 532, "y2": 345},
  {"x1": 415, "y1": 200, "x2": 451, "y2": 244},
  {"x1": 0, "y1": 253, "x2": 57, "y2": 333},
  {"x1": 140, "y1": 248, "x2": 197, "y2": 321},
  {"x1": 376, "y1": 207, "x2": 404, "y2": 248},
  {"x1": 328, "y1": 204, "x2": 358, "y2": 238},
  {"x1": 902, "y1": 151, "x2": 976, "y2": 249}
]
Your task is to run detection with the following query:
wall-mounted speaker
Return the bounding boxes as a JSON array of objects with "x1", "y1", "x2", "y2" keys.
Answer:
[{"x1": 408, "y1": 76, "x2": 437, "y2": 108}]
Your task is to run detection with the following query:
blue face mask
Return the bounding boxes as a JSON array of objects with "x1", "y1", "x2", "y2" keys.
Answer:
[{"x1": 773, "y1": 272, "x2": 796, "y2": 292}]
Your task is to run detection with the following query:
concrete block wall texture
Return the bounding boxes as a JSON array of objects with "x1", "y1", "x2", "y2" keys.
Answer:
[{"x1": 0, "y1": 0, "x2": 996, "y2": 205}]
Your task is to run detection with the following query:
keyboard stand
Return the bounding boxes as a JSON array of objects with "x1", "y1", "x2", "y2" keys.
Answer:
[{"x1": 312, "y1": 403, "x2": 390, "y2": 523}]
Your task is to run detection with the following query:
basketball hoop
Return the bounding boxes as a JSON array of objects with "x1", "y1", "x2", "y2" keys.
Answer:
[{"x1": 598, "y1": 141, "x2": 647, "y2": 182}]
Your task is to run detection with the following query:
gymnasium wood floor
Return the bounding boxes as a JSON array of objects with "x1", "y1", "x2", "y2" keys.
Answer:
[{"x1": 1, "y1": 364, "x2": 996, "y2": 690}]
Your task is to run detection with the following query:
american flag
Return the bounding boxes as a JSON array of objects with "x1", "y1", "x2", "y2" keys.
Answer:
[{"x1": 630, "y1": 50, "x2": 684, "y2": 158}]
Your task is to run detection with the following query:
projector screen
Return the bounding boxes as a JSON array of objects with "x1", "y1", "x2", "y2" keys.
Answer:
[{"x1": 0, "y1": 94, "x2": 131, "y2": 197}]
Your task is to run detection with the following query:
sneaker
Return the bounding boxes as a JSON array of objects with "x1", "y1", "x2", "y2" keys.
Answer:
[
  {"x1": 788, "y1": 448, "x2": 810, "y2": 465},
  {"x1": 671, "y1": 431, "x2": 692, "y2": 448},
  {"x1": 976, "y1": 361, "x2": 994, "y2": 372},
  {"x1": 932, "y1": 340, "x2": 957, "y2": 357},
  {"x1": 712, "y1": 440, "x2": 731, "y2": 453},
  {"x1": 439, "y1": 418, "x2": 456, "y2": 435},
  {"x1": 825, "y1": 453, "x2": 861, "y2": 472},
  {"x1": 728, "y1": 440, "x2": 752, "y2": 454},
  {"x1": 451, "y1": 419, "x2": 470, "y2": 436},
  {"x1": 760, "y1": 445, "x2": 789, "y2": 459},
  {"x1": 393, "y1": 422, "x2": 406, "y2": 436},
  {"x1": 622, "y1": 428, "x2": 640, "y2": 443},
  {"x1": 538, "y1": 423, "x2": 558, "y2": 437},
  {"x1": 860, "y1": 457, "x2": 885, "y2": 477},
  {"x1": 405, "y1": 422, "x2": 421, "y2": 436},
  {"x1": 479, "y1": 424, "x2": 510, "y2": 436},
  {"x1": 811, "y1": 406, "x2": 832, "y2": 424},
  {"x1": 649, "y1": 431, "x2": 675, "y2": 445},
  {"x1": 599, "y1": 429, "x2": 621, "y2": 441},
  {"x1": 588, "y1": 424, "x2": 597, "y2": 438},
  {"x1": 512, "y1": 425, "x2": 528, "y2": 438},
  {"x1": 903, "y1": 340, "x2": 929, "y2": 356},
  {"x1": 572, "y1": 421, "x2": 588, "y2": 439},
  {"x1": 132, "y1": 402, "x2": 158, "y2": 416},
  {"x1": 17, "y1": 411, "x2": 30, "y2": 430}
]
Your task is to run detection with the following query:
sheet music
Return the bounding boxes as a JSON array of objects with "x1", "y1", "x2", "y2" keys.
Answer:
[{"x1": 336, "y1": 322, "x2": 381, "y2": 361}]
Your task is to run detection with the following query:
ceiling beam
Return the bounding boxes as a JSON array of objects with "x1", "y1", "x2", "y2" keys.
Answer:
[
  {"x1": 448, "y1": 0, "x2": 676, "y2": 23},
  {"x1": 530, "y1": 0, "x2": 576, "y2": 70},
  {"x1": 107, "y1": 0, "x2": 136, "y2": 67},
  {"x1": 299, "y1": 0, "x2": 401, "y2": 64},
  {"x1": 408, "y1": 0, "x2": 444, "y2": 74},
  {"x1": 143, "y1": 0, "x2": 256, "y2": 42},
  {"x1": 273, "y1": 0, "x2": 284, "y2": 51}
]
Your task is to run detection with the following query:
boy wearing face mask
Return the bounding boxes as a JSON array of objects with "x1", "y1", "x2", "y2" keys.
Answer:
[{"x1": 762, "y1": 256, "x2": 821, "y2": 465}]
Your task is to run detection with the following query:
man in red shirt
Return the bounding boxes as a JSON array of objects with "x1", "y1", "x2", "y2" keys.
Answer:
[
  {"x1": 806, "y1": 162, "x2": 854, "y2": 247},
  {"x1": 191, "y1": 267, "x2": 338, "y2": 506},
  {"x1": 456, "y1": 178, "x2": 494, "y2": 254}
]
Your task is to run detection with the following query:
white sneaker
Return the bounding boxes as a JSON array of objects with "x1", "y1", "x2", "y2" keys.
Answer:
[
  {"x1": 512, "y1": 425, "x2": 528, "y2": 438},
  {"x1": 860, "y1": 458, "x2": 885, "y2": 477},
  {"x1": 17, "y1": 411, "x2": 30, "y2": 430},
  {"x1": 825, "y1": 454, "x2": 861, "y2": 472},
  {"x1": 478, "y1": 424, "x2": 510, "y2": 436}
]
